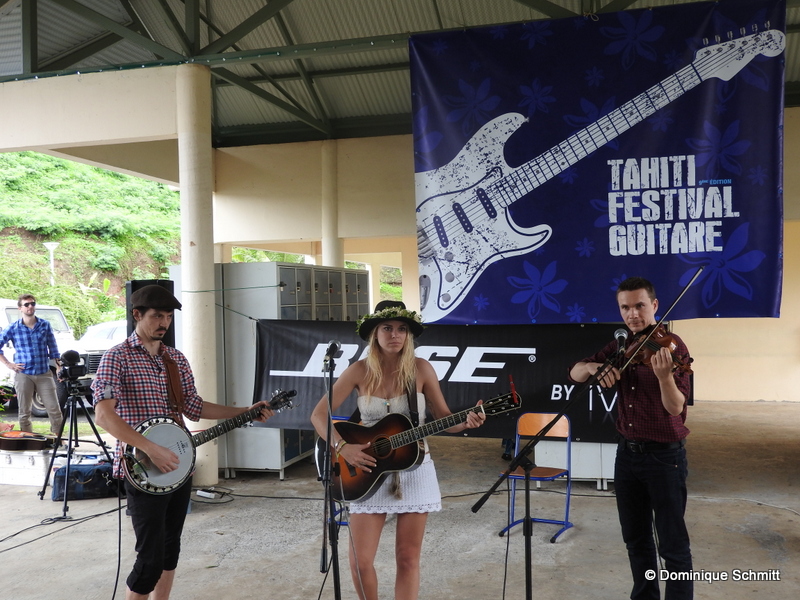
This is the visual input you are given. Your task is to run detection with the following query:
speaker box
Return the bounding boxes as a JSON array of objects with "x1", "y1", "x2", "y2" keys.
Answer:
[{"x1": 125, "y1": 280, "x2": 176, "y2": 347}]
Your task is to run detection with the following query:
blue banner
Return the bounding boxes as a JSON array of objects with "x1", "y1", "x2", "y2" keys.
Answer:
[{"x1": 411, "y1": 0, "x2": 785, "y2": 325}]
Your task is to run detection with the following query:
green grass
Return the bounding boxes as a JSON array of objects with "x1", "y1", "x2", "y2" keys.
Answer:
[{"x1": 1, "y1": 419, "x2": 105, "y2": 438}]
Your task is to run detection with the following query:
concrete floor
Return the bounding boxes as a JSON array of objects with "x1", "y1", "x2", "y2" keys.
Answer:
[{"x1": 1, "y1": 400, "x2": 798, "y2": 600}]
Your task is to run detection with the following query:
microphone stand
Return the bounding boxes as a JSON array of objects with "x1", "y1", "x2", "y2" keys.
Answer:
[
  {"x1": 319, "y1": 354, "x2": 342, "y2": 600},
  {"x1": 472, "y1": 352, "x2": 625, "y2": 600}
]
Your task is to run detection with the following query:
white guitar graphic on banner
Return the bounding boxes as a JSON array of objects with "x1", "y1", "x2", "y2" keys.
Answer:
[{"x1": 415, "y1": 28, "x2": 785, "y2": 323}]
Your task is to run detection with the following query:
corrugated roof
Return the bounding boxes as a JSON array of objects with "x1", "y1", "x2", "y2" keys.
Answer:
[{"x1": 0, "y1": 0, "x2": 796, "y2": 147}]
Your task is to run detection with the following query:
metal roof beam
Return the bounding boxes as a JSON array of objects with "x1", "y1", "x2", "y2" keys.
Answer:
[
  {"x1": 40, "y1": 0, "x2": 158, "y2": 71},
  {"x1": 212, "y1": 67, "x2": 331, "y2": 136},
  {"x1": 274, "y1": 13, "x2": 330, "y2": 129},
  {"x1": 200, "y1": 0, "x2": 295, "y2": 55},
  {"x1": 49, "y1": 0, "x2": 185, "y2": 61},
  {"x1": 214, "y1": 113, "x2": 411, "y2": 147},
  {"x1": 41, "y1": 32, "x2": 122, "y2": 71},
  {"x1": 21, "y1": 0, "x2": 37, "y2": 74},
  {"x1": 213, "y1": 61, "x2": 410, "y2": 87},
  {"x1": 185, "y1": 0, "x2": 200, "y2": 54},
  {"x1": 154, "y1": 0, "x2": 192, "y2": 55},
  {"x1": 194, "y1": 33, "x2": 409, "y2": 66},
  {"x1": 597, "y1": 0, "x2": 639, "y2": 14},
  {"x1": 40, "y1": 0, "x2": 153, "y2": 71},
  {"x1": 512, "y1": 0, "x2": 578, "y2": 19},
  {"x1": 193, "y1": 11, "x2": 599, "y2": 68},
  {"x1": 189, "y1": 0, "x2": 309, "y2": 116}
]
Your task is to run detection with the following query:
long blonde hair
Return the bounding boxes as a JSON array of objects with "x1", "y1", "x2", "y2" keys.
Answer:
[{"x1": 361, "y1": 325, "x2": 417, "y2": 399}]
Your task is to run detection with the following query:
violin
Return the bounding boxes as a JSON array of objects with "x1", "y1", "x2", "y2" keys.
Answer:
[{"x1": 623, "y1": 324, "x2": 693, "y2": 373}]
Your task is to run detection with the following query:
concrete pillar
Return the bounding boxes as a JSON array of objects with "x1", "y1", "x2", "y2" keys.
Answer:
[
  {"x1": 321, "y1": 139, "x2": 344, "y2": 267},
  {"x1": 176, "y1": 63, "x2": 218, "y2": 487},
  {"x1": 369, "y1": 261, "x2": 381, "y2": 310},
  {"x1": 401, "y1": 241, "x2": 421, "y2": 312}
]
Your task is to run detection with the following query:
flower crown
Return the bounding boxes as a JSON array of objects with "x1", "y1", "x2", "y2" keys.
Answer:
[{"x1": 356, "y1": 306, "x2": 423, "y2": 331}]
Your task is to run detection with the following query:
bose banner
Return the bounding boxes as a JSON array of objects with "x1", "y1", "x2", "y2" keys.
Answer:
[
  {"x1": 252, "y1": 319, "x2": 634, "y2": 443},
  {"x1": 410, "y1": 0, "x2": 785, "y2": 325}
]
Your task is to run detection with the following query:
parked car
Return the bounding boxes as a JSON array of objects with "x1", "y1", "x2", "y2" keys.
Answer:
[
  {"x1": 1, "y1": 298, "x2": 76, "y2": 417},
  {"x1": 75, "y1": 319, "x2": 128, "y2": 376}
]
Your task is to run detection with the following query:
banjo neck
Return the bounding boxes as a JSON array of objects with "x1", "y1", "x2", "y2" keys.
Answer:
[{"x1": 190, "y1": 403, "x2": 265, "y2": 448}]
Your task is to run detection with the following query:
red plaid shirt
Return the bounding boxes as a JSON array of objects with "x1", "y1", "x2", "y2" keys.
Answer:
[
  {"x1": 92, "y1": 332, "x2": 204, "y2": 475},
  {"x1": 571, "y1": 334, "x2": 691, "y2": 443}
]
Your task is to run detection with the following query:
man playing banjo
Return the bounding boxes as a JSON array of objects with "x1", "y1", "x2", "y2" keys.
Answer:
[{"x1": 93, "y1": 285, "x2": 275, "y2": 600}]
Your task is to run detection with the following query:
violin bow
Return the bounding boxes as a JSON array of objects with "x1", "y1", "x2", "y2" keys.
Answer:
[{"x1": 620, "y1": 266, "x2": 705, "y2": 372}]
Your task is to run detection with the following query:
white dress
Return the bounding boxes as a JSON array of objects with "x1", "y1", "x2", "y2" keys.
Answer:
[{"x1": 348, "y1": 393, "x2": 442, "y2": 514}]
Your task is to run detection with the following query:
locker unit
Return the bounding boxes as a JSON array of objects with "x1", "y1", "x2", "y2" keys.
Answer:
[{"x1": 170, "y1": 262, "x2": 370, "y2": 480}]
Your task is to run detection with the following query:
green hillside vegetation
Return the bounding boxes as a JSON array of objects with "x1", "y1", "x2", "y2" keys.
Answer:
[
  {"x1": 0, "y1": 151, "x2": 402, "y2": 337},
  {"x1": 0, "y1": 151, "x2": 180, "y2": 335}
]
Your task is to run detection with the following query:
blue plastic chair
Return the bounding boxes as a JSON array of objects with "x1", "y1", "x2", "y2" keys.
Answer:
[{"x1": 499, "y1": 412, "x2": 573, "y2": 543}]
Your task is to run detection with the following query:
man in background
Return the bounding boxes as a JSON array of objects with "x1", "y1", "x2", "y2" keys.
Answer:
[{"x1": 0, "y1": 294, "x2": 62, "y2": 434}]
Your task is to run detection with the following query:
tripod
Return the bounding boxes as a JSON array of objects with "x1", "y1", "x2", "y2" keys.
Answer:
[{"x1": 38, "y1": 378, "x2": 114, "y2": 520}]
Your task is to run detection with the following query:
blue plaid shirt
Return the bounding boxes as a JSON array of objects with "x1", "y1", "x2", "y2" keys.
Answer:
[{"x1": 0, "y1": 318, "x2": 61, "y2": 376}]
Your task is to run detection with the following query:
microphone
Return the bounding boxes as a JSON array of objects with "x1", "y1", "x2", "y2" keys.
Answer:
[
  {"x1": 614, "y1": 328, "x2": 629, "y2": 354},
  {"x1": 61, "y1": 350, "x2": 81, "y2": 365},
  {"x1": 323, "y1": 340, "x2": 341, "y2": 362}
]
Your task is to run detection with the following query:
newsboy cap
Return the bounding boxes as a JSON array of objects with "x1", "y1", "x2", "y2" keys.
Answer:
[{"x1": 130, "y1": 285, "x2": 182, "y2": 310}]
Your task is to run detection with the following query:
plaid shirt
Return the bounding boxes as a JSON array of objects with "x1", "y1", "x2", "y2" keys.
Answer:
[
  {"x1": 0, "y1": 318, "x2": 60, "y2": 375},
  {"x1": 91, "y1": 332, "x2": 203, "y2": 476},
  {"x1": 571, "y1": 335, "x2": 691, "y2": 443}
]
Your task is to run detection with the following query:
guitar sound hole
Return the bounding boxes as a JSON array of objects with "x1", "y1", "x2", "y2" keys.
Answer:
[{"x1": 371, "y1": 437, "x2": 392, "y2": 459}]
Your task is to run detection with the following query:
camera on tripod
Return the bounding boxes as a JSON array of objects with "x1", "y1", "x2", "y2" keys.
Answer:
[{"x1": 58, "y1": 350, "x2": 88, "y2": 383}]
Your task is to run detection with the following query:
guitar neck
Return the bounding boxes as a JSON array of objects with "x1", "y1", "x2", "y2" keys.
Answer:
[
  {"x1": 492, "y1": 62, "x2": 702, "y2": 208},
  {"x1": 490, "y1": 30, "x2": 787, "y2": 208},
  {"x1": 390, "y1": 405, "x2": 481, "y2": 448},
  {"x1": 191, "y1": 405, "x2": 262, "y2": 448}
]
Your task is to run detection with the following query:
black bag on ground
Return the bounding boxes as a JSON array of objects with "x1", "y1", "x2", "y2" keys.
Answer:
[{"x1": 51, "y1": 462, "x2": 121, "y2": 501}]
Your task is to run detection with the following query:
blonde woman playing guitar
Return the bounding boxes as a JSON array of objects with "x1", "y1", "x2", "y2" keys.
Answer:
[{"x1": 311, "y1": 301, "x2": 486, "y2": 600}]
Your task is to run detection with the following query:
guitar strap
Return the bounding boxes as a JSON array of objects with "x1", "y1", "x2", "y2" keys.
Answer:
[
  {"x1": 161, "y1": 349, "x2": 186, "y2": 424},
  {"x1": 408, "y1": 383, "x2": 420, "y2": 427}
]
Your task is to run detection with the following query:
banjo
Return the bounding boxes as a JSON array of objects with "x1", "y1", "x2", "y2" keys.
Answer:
[{"x1": 122, "y1": 389, "x2": 297, "y2": 495}]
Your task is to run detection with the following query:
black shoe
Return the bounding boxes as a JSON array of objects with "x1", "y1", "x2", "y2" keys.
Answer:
[{"x1": 501, "y1": 453, "x2": 512, "y2": 461}]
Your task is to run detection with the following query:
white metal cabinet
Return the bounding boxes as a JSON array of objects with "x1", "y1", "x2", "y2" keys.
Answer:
[{"x1": 170, "y1": 262, "x2": 369, "y2": 478}]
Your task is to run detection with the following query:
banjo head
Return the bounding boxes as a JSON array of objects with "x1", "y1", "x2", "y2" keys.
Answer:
[{"x1": 123, "y1": 417, "x2": 196, "y2": 495}]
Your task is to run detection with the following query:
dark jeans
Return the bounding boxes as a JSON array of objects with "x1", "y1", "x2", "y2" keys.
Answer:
[
  {"x1": 615, "y1": 444, "x2": 693, "y2": 600},
  {"x1": 124, "y1": 477, "x2": 193, "y2": 595}
]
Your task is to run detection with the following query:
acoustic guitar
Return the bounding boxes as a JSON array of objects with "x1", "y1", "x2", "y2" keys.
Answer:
[{"x1": 319, "y1": 392, "x2": 519, "y2": 502}]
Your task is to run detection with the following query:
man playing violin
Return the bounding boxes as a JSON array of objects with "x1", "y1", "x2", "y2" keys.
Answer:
[{"x1": 569, "y1": 276, "x2": 693, "y2": 600}]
